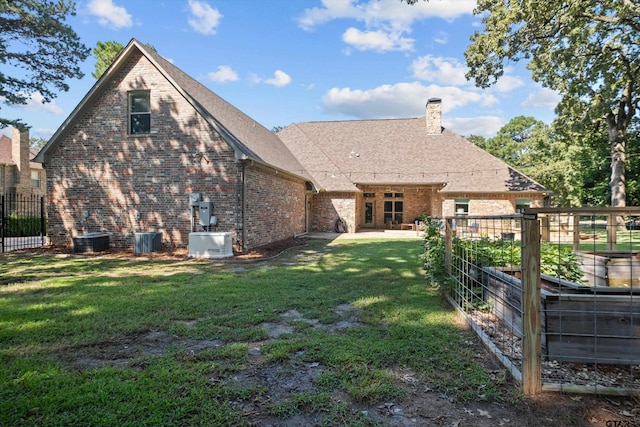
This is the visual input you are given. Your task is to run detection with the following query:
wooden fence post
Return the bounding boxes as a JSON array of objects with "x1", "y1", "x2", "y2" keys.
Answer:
[
  {"x1": 521, "y1": 215, "x2": 542, "y2": 395},
  {"x1": 445, "y1": 218, "x2": 453, "y2": 275}
]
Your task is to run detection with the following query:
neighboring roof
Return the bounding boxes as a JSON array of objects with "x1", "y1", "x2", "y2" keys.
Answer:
[
  {"x1": 35, "y1": 39, "x2": 310, "y2": 183},
  {"x1": 277, "y1": 118, "x2": 547, "y2": 194}
]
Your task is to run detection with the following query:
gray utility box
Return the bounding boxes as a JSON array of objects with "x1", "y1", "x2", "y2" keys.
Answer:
[
  {"x1": 73, "y1": 232, "x2": 110, "y2": 253},
  {"x1": 134, "y1": 232, "x2": 162, "y2": 254},
  {"x1": 198, "y1": 201, "x2": 214, "y2": 226}
]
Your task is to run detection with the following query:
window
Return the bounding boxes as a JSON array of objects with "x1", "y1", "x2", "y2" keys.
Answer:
[
  {"x1": 129, "y1": 91, "x2": 151, "y2": 134},
  {"x1": 454, "y1": 199, "x2": 469, "y2": 227},
  {"x1": 516, "y1": 199, "x2": 530, "y2": 213},
  {"x1": 384, "y1": 192, "x2": 403, "y2": 224},
  {"x1": 363, "y1": 192, "x2": 375, "y2": 198},
  {"x1": 31, "y1": 170, "x2": 41, "y2": 188}
]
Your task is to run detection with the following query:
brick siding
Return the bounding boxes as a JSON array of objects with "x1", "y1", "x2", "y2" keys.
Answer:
[
  {"x1": 243, "y1": 163, "x2": 307, "y2": 249},
  {"x1": 309, "y1": 186, "x2": 545, "y2": 232},
  {"x1": 44, "y1": 52, "x2": 304, "y2": 251}
]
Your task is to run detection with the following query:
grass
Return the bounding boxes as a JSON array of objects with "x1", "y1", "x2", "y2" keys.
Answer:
[
  {"x1": 576, "y1": 228, "x2": 640, "y2": 252},
  {"x1": 0, "y1": 239, "x2": 501, "y2": 426}
]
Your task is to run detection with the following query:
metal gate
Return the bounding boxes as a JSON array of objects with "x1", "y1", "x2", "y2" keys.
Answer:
[{"x1": 1, "y1": 193, "x2": 46, "y2": 253}]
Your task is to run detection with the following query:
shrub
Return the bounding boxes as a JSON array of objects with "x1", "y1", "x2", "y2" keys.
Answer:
[
  {"x1": 420, "y1": 215, "x2": 449, "y2": 286},
  {"x1": 2, "y1": 214, "x2": 45, "y2": 237}
]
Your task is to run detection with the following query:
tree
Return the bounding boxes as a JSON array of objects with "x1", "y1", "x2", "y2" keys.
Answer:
[
  {"x1": 472, "y1": 116, "x2": 578, "y2": 206},
  {"x1": 0, "y1": 0, "x2": 89, "y2": 131},
  {"x1": 92, "y1": 41, "x2": 125, "y2": 79},
  {"x1": 92, "y1": 41, "x2": 156, "y2": 79},
  {"x1": 30, "y1": 136, "x2": 48, "y2": 153},
  {"x1": 463, "y1": 0, "x2": 640, "y2": 207}
]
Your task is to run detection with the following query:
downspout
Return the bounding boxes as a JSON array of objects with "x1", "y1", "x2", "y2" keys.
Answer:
[{"x1": 241, "y1": 161, "x2": 247, "y2": 252}]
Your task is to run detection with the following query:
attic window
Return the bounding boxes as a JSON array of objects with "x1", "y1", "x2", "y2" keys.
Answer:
[{"x1": 129, "y1": 91, "x2": 151, "y2": 135}]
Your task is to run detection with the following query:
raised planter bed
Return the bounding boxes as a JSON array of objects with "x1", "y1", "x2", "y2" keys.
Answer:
[
  {"x1": 575, "y1": 251, "x2": 640, "y2": 288},
  {"x1": 482, "y1": 266, "x2": 640, "y2": 365}
]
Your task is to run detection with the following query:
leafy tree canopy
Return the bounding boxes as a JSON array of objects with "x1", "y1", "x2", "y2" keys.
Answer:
[
  {"x1": 92, "y1": 40, "x2": 156, "y2": 79},
  {"x1": 29, "y1": 136, "x2": 47, "y2": 152},
  {"x1": 472, "y1": 116, "x2": 577, "y2": 205},
  {"x1": 463, "y1": 0, "x2": 640, "y2": 207},
  {"x1": 0, "y1": 0, "x2": 89, "y2": 130}
]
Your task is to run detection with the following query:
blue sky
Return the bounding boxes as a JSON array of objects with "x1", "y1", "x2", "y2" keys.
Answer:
[{"x1": 4, "y1": 0, "x2": 562, "y2": 141}]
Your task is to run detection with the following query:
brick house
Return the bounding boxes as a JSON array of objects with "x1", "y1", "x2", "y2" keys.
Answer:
[
  {"x1": 35, "y1": 39, "x2": 547, "y2": 252},
  {"x1": 277, "y1": 98, "x2": 549, "y2": 233},
  {"x1": 0, "y1": 129, "x2": 46, "y2": 198}
]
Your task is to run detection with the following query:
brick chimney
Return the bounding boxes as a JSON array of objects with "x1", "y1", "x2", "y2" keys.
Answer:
[
  {"x1": 11, "y1": 127, "x2": 31, "y2": 193},
  {"x1": 425, "y1": 98, "x2": 442, "y2": 134}
]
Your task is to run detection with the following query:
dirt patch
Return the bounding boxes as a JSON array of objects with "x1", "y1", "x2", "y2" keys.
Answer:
[
  {"x1": 13, "y1": 240, "x2": 640, "y2": 425},
  {"x1": 51, "y1": 303, "x2": 639, "y2": 426},
  {"x1": 57, "y1": 330, "x2": 224, "y2": 372}
]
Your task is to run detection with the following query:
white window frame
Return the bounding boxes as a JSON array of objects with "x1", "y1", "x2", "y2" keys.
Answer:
[{"x1": 31, "y1": 170, "x2": 41, "y2": 189}]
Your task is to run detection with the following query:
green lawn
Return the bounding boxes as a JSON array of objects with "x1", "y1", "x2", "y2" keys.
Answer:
[
  {"x1": 576, "y1": 229, "x2": 640, "y2": 252},
  {"x1": 0, "y1": 239, "x2": 500, "y2": 426}
]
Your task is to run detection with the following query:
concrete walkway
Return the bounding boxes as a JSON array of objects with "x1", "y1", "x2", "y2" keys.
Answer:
[{"x1": 301, "y1": 229, "x2": 423, "y2": 240}]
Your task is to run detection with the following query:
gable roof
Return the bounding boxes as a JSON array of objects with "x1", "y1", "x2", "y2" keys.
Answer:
[
  {"x1": 35, "y1": 39, "x2": 310, "y2": 183},
  {"x1": 277, "y1": 117, "x2": 547, "y2": 194}
]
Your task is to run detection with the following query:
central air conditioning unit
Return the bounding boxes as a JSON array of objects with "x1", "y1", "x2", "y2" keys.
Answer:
[{"x1": 188, "y1": 232, "x2": 233, "y2": 259}]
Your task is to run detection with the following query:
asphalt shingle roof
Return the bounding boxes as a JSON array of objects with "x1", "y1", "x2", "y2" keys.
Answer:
[
  {"x1": 277, "y1": 118, "x2": 546, "y2": 193},
  {"x1": 36, "y1": 39, "x2": 310, "y2": 183}
]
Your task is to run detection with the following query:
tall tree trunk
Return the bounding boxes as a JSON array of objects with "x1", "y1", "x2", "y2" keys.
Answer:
[
  {"x1": 607, "y1": 93, "x2": 629, "y2": 210},
  {"x1": 609, "y1": 127, "x2": 626, "y2": 208}
]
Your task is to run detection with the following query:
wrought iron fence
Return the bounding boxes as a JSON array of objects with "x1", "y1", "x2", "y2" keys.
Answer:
[
  {"x1": 436, "y1": 208, "x2": 640, "y2": 396},
  {"x1": 1, "y1": 193, "x2": 46, "y2": 252}
]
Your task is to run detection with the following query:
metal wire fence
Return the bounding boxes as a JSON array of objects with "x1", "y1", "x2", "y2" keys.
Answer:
[{"x1": 438, "y1": 208, "x2": 640, "y2": 396}]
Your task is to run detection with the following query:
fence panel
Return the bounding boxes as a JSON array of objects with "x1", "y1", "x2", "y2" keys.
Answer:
[
  {"x1": 1, "y1": 193, "x2": 46, "y2": 253},
  {"x1": 440, "y1": 208, "x2": 640, "y2": 396}
]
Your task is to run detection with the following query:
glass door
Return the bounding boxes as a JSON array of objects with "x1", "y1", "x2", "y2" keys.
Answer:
[{"x1": 364, "y1": 202, "x2": 374, "y2": 226}]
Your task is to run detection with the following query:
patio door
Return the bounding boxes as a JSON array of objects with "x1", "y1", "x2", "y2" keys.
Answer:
[{"x1": 364, "y1": 202, "x2": 374, "y2": 227}]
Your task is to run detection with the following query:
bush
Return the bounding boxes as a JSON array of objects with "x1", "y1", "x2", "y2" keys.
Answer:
[
  {"x1": 2, "y1": 215, "x2": 45, "y2": 237},
  {"x1": 420, "y1": 215, "x2": 449, "y2": 286}
]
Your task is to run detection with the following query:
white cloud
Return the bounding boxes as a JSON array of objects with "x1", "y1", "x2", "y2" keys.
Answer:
[
  {"x1": 492, "y1": 75, "x2": 525, "y2": 93},
  {"x1": 30, "y1": 128, "x2": 55, "y2": 140},
  {"x1": 410, "y1": 55, "x2": 469, "y2": 86},
  {"x1": 87, "y1": 0, "x2": 132, "y2": 29},
  {"x1": 342, "y1": 27, "x2": 414, "y2": 51},
  {"x1": 443, "y1": 116, "x2": 504, "y2": 138},
  {"x1": 297, "y1": 0, "x2": 362, "y2": 31},
  {"x1": 22, "y1": 93, "x2": 64, "y2": 115},
  {"x1": 297, "y1": 0, "x2": 474, "y2": 53},
  {"x1": 298, "y1": 0, "x2": 475, "y2": 31},
  {"x1": 433, "y1": 31, "x2": 448, "y2": 44},
  {"x1": 521, "y1": 87, "x2": 562, "y2": 109},
  {"x1": 188, "y1": 0, "x2": 222, "y2": 35},
  {"x1": 264, "y1": 70, "x2": 292, "y2": 87},
  {"x1": 321, "y1": 82, "x2": 497, "y2": 119},
  {"x1": 207, "y1": 65, "x2": 239, "y2": 83}
]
